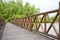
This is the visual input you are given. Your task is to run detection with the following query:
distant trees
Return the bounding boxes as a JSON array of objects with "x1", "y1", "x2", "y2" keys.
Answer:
[{"x1": 0, "y1": 0, "x2": 40, "y2": 22}]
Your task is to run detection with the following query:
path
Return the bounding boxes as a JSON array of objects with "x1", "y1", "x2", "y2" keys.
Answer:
[{"x1": 1, "y1": 23, "x2": 52, "y2": 40}]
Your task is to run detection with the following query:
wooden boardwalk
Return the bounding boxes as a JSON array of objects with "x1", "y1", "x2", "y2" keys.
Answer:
[{"x1": 1, "y1": 23, "x2": 54, "y2": 40}]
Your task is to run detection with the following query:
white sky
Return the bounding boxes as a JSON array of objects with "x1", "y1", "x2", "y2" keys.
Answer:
[{"x1": 22, "y1": 0, "x2": 60, "y2": 12}]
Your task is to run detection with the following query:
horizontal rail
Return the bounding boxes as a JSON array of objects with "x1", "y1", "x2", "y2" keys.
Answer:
[
  {"x1": 32, "y1": 9, "x2": 59, "y2": 16},
  {"x1": 22, "y1": 9, "x2": 59, "y2": 18},
  {"x1": 11, "y1": 9, "x2": 59, "y2": 19}
]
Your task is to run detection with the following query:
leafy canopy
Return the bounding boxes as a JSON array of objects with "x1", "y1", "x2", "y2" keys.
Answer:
[{"x1": 0, "y1": 0, "x2": 40, "y2": 22}]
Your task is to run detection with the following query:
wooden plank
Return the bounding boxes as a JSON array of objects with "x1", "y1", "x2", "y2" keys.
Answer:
[
  {"x1": 29, "y1": 13, "x2": 33, "y2": 31},
  {"x1": 35, "y1": 15, "x2": 38, "y2": 30},
  {"x1": 36, "y1": 15, "x2": 45, "y2": 30},
  {"x1": 1, "y1": 23, "x2": 53, "y2": 40}
]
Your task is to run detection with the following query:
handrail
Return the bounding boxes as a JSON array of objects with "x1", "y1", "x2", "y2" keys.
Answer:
[{"x1": 21, "y1": 9, "x2": 59, "y2": 19}]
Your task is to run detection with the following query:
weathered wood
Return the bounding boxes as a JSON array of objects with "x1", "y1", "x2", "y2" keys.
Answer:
[
  {"x1": 44, "y1": 14, "x2": 47, "y2": 33},
  {"x1": 29, "y1": 13, "x2": 33, "y2": 31},
  {"x1": 26, "y1": 17, "x2": 29, "y2": 28},
  {"x1": 58, "y1": 2, "x2": 60, "y2": 40},
  {"x1": 10, "y1": 2, "x2": 60, "y2": 40},
  {"x1": 35, "y1": 15, "x2": 38, "y2": 30}
]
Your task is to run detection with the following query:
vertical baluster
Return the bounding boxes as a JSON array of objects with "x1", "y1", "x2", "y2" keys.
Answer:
[
  {"x1": 25, "y1": 18, "x2": 26, "y2": 28},
  {"x1": 22, "y1": 18, "x2": 23, "y2": 27},
  {"x1": 25, "y1": 18, "x2": 27, "y2": 28},
  {"x1": 44, "y1": 14, "x2": 46, "y2": 33},
  {"x1": 24, "y1": 18, "x2": 25, "y2": 28},
  {"x1": 26, "y1": 18, "x2": 28, "y2": 29},
  {"x1": 23, "y1": 18, "x2": 24, "y2": 28},
  {"x1": 22, "y1": 18, "x2": 24, "y2": 28},
  {"x1": 29, "y1": 13, "x2": 33, "y2": 31},
  {"x1": 26, "y1": 17, "x2": 29, "y2": 28},
  {"x1": 28, "y1": 17, "x2": 29, "y2": 29},
  {"x1": 58, "y1": 2, "x2": 60, "y2": 40},
  {"x1": 35, "y1": 15, "x2": 38, "y2": 30}
]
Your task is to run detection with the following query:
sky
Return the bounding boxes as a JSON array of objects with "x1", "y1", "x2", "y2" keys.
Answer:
[
  {"x1": 5, "y1": 0, "x2": 60, "y2": 12},
  {"x1": 22, "y1": 0, "x2": 60, "y2": 12}
]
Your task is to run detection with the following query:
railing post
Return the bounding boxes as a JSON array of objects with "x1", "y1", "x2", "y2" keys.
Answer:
[
  {"x1": 29, "y1": 13, "x2": 33, "y2": 31},
  {"x1": 35, "y1": 15, "x2": 38, "y2": 30},
  {"x1": 22, "y1": 18, "x2": 25, "y2": 28},
  {"x1": 24, "y1": 18, "x2": 26, "y2": 28},
  {"x1": 58, "y1": 2, "x2": 60, "y2": 40},
  {"x1": 22, "y1": 18, "x2": 24, "y2": 28},
  {"x1": 26, "y1": 18, "x2": 28, "y2": 29},
  {"x1": 44, "y1": 14, "x2": 46, "y2": 33}
]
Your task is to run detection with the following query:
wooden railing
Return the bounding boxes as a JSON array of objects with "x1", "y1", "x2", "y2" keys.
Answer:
[{"x1": 10, "y1": 2, "x2": 60, "y2": 40}]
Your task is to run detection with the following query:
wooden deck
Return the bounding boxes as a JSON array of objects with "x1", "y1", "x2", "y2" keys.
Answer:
[{"x1": 1, "y1": 23, "x2": 55, "y2": 40}]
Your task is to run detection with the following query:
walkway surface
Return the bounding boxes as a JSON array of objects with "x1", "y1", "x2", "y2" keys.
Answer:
[{"x1": 1, "y1": 23, "x2": 52, "y2": 40}]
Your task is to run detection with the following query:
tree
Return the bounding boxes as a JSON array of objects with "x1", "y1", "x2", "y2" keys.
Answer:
[{"x1": 0, "y1": 0, "x2": 40, "y2": 22}]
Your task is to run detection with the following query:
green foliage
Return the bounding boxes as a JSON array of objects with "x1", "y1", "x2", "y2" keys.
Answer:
[{"x1": 0, "y1": 0, "x2": 40, "y2": 22}]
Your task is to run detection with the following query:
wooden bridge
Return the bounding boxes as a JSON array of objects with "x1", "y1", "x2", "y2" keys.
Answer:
[{"x1": 0, "y1": 2, "x2": 60, "y2": 40}]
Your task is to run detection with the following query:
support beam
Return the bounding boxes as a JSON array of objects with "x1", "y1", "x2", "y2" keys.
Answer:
[
  {"x1": 44, "y1": 14, "x2": 47, "y2": 33},
  {"x1": 35, "y1": 15, "x2": 38, "y2": 30},
  {"x1": 58, "y1": 2, "x2": 60, "y2": 40},
  {"x1": 29, "y1": 13, "x2": 33, "y2": 31}
]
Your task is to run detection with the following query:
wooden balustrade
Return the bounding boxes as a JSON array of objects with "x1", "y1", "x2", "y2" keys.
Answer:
[{"x1": 10, "y1": 2, "x2": 60, "y2": 40}]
